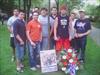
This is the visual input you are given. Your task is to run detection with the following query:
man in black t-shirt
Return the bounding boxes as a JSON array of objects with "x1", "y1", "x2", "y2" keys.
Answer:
[{"x1": 74, "y1": 10, "x2": 91, "y2": 63}]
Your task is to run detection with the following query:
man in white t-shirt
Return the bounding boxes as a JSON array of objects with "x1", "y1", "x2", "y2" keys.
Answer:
[
  {"x1": 38, "y1": 8, "x2": 54, "y2": 50},
  {"x1": 7, "y1": 9, "x2": 19, "y2": 62}
]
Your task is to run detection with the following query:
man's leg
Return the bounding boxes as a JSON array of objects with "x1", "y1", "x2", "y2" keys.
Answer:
[
  {"x1": 10, "y1": 37, "x2": 15, "y2": 62},
  {"x1": 55, "y1": 39, "x2": 62, "y2": 63},
  {"x1": 64, "y1": 38, "x2": 70, "y2": 50},
  {"x1": 42, "y1": 37, "x2": 49, "y2": 50},
  {"x1": 28, "y1": 42, "x2": 38, "y2": 71},
  {"x1": 80, "y1": 37, "x2": 87, "y2": 63},
  {"x1": 15, "y1": 43, "x2": 24, "y2": 72}
]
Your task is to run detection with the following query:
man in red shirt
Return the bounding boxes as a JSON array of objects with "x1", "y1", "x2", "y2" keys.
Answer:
[{"x1": 26, "y1": 11, "x2": 42, "y2": 71}]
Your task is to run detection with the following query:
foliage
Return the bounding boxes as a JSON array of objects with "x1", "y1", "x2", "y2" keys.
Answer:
[{"x1": 0, "y1": 0, "x2": 16, "y2": 16}]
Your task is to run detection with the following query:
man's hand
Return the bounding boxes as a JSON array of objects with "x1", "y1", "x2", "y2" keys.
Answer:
[
  {"x1": 54, "y1": 36, "x2": 59, "y2": 41},
  {"x1": 20, "y1": 41, "x2": 24, "y2": 45},
  {"x1": 77, "y1": 33, "x2": 84, "y2": 38},
  {"x1": 30, "y1": 41, "x2": 36, "y2": 46},
  {"x1": 75, "y1": 33, "x2": 78, "y2": 38}
]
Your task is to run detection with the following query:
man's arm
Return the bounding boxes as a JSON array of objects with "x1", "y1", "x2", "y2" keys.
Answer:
[
  {"x1": 77, "y1": 30, "x2": 91, "y2": 37},
  {"x1": 7, "y1": 18, "x2": 13, "y2": 33},
  {"x1": 26, "y1": 23, "x2": 36, "y2": 46},
  {"x1": 54, "y1": 17, "x2": 58, "y2": 40}
]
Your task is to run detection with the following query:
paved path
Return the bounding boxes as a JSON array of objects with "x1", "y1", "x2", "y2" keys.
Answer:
[{"x1": 90, "y1": 26, "x2": 100, "y2": 46}]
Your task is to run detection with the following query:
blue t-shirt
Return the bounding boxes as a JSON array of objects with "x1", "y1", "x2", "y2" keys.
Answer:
[
  {"x1": 13, "y1": 19, "x2": 26, "y2": 44},
  {"x1": 74, "y1": 18, "x2": 91, "y2": 37}
]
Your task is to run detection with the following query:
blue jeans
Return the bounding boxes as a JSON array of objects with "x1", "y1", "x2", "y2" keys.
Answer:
[
  {"x1": 41, "y1": 37, "x2": 49, "y2": 50},
  {"x1": 76, "y1": 37, "x2": 87, "y2": 61},
  {"x1": 15, "y1": 43, "x2": 25, "y2": 61},
  {"x1": 50, "y1": 37, "x2": 55, "y2": 49},
  {"x1": 28, "y1": 41, "x2": 40, "y2": 68}
]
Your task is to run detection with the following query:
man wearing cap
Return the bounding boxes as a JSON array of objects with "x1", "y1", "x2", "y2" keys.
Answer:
[
  {"x1": 54, "y1": 5, "x2": 70, "y2": 56},
  {"x1": 74, "y1": 10, "x2": 91, "y2": 63}
]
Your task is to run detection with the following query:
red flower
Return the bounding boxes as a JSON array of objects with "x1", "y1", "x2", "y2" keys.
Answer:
[
  {"x1": 63, "y1": 61, "x2": 68, "y2": 66},
  {"x1": 66, "y1": 55, "x2": 70, "y2": 60},
  {"x1": 68, "y1": 53, "x2": 72, "y2": 57},
  {"x1": 74, "y1": 57, "x2": 78, "y2": 61},
  {"x1": 72, "y1": 61, "x2": 76, "y2": 65}
]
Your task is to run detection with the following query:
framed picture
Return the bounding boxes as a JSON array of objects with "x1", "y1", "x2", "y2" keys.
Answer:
[{"x1": 40, "y1": 50, "x2": 58, "y2": 73}]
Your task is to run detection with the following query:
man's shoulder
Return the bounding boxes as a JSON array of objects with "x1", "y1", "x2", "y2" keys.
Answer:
[{"x1": 8, "y1": 16, "x2": 15, "y2": 20}]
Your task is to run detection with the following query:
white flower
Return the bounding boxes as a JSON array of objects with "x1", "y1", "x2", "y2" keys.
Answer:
[
  {"x1": 62, "y1": 55, "x2": 66, "y2": 59},
  {"x1": 72, "y1": 53, "x2": 76, "y2": 57},
  {"x1": 67, "y1": 49, "x2": 72, "y2": 53},
  {"x1": 75, "y1": 66, "x2": 79, "y2": 70},
  {"x1": 65, "y1": 69, "x2": 70, "y2": 74},
  {"x1": 69, "y1": 59, "x2": 73, "y2": 63},
  {"x1": 61, "y1": 67, "x2": 66, "y2": 71}
]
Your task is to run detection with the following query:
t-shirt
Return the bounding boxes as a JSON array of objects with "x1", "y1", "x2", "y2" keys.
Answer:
[
  {"x1": 74, "y1": 18, "x2": 91, "y2": 37},
  {"x1": 26, "y1": 20, "x2": 42, "y2": 41},
  {"x1": 13, "y1": 19, "x2": 26, "y2": 44},
  {"x1": 57, "y1": 15, "x2": 69, "y2": 38},
  {"x1": 38, "y1": 15, "x2": 54, "y2": 37},
  {"x1": 7, "y1": 16, "x2": 18, "y2": 37}
]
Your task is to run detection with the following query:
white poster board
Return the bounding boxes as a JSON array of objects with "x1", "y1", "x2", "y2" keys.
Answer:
[{"x1": 40, "y1": 50, "x2": 58, "y2": 73}]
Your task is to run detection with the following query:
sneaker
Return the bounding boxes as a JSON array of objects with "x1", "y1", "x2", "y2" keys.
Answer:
[
  {"x1": 36, "y1": 65, "x2": 40, "y2": 68},
  {"x1": 80, "y1": 60, "x2": 84, "y2": 64},
  {"x1": 30, "y1": 67, "x2": 37, "y2": 71},
  {"x1": 16, "y1": 67, "x2": 23, "y2": 73}
]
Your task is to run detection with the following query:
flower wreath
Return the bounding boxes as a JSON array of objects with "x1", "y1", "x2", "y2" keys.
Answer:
[{"x1": 58, "y1": 48, "x2": 80, "y2": 75}]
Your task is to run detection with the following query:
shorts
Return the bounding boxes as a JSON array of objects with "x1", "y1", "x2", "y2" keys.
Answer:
[
  {"x1": 15, "y1": 43, "x2": 25, "y2": 60},
  {"x1": 10, "y1": 37, "x2": 15, "y2": 49},
  {"x1": 55, "y1": 38, "x2": 70, "y2": 52}
]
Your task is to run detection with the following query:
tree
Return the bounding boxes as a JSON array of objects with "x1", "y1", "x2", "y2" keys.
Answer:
[
  {"x1": 0, "y1": 0, "x2": 16, "y2": 16},
  {"x1": 58, "y1": 0, "x2": 83, "y2": 14}
]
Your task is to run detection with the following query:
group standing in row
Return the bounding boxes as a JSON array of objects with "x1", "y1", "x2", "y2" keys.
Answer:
[{"x1": 7, "y1": 5, "x2": 91, "y2": 72}]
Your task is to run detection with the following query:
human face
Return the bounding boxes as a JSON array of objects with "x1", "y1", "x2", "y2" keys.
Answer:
[
  {"x1": 60, "y1": 9, "x2": 67, "y2": 15},
  {"x1": 13, "y1": 9, "x2": 19, "y2": 16},
  {"x1": 70, "y1": 13, "x2": 76, "y2": 20},
  {"x1": 18, "y1": 12, "x2": 25, "y2": 19},
  {"x1": 79, "y1": 12, "x2": 85, "y2": 19},
  {"x1": 51, "y1": 8, "x2": 57, "y2": 15},
  {"x1": 32, "y1": 12, "x2": 39, "y2": 20},
  {"x1": 41, "y1": 10, "x2": 47, "y2": 16}
]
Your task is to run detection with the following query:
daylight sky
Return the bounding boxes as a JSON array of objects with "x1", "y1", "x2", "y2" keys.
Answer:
[{"x1": 83, "y1": 0, "x2": 99, "y2": 5}]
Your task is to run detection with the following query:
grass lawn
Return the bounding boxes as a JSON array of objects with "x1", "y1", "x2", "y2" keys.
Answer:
[{"x1": 0, "y1": 25, "x2": 100, "y2": 75}]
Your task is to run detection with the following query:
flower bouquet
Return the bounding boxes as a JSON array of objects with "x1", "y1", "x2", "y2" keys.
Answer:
[{"x1": 58, "y1": 49, "x2": 80, "y2": 75}]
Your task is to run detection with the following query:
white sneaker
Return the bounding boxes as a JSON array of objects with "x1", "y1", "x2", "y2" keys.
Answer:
[
  {"x1": 30, "y1": 67, "x2": 37, "y2": 71},
  {"x1": 16, "y1": 67, "x2": 23, "y2": 73},
  {"x1": 36, "y1": 65, "x2": 40, "y2": 68}
]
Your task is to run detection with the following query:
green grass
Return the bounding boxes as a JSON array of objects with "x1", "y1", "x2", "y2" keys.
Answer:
[{"x1": 0, "y1": 25, "x2": 100, "y2": 75}]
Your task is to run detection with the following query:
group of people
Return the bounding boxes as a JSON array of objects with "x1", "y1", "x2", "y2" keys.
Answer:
[{"x1": 7, "y1": 5, "x2": 91, "y2": 72}]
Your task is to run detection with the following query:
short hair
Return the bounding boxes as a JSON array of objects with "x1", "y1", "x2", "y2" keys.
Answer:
[
  {"x1": 70, "y1": 12, "x2": 76, "y2": 16},
  {"x1": 19, "y1": 9, "x2": 25, "y2": 13},
  {"x1": 13, "y1": 9, "x2": 19, "y2": 12},
  {"x1": 51, "y1": 7, "x2": 57, "y2": 10},
  {"x1": 41, "y1": 8, "x2": 48, "y2": 11},
  {"x1": 34, "y1": 7, "x2": 39, "y2": 9},
  {"x1": 32, "y1": 11, "x2": 39, "y2": 15}
]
